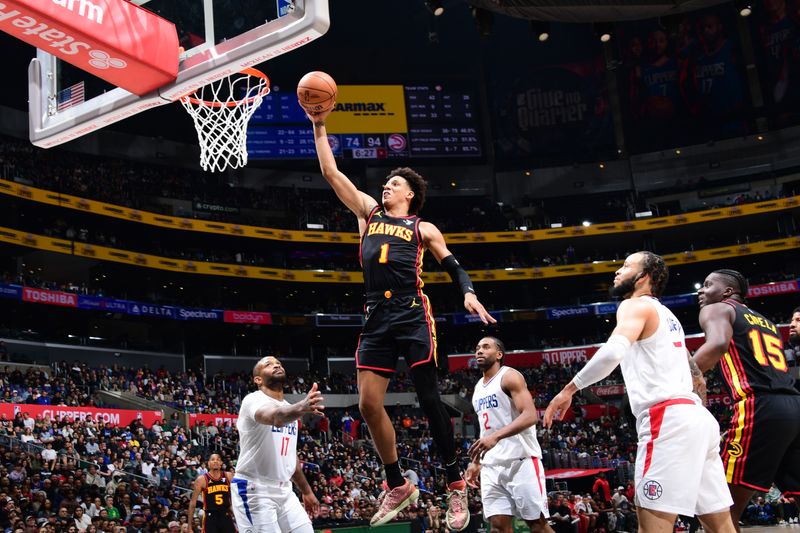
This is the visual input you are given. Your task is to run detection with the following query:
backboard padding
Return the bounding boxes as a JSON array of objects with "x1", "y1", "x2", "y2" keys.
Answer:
[{"x1": 28, "y1": 0, "x2": 328, "y2": 148}]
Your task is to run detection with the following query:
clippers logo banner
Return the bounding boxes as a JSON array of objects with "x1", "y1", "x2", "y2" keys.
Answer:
[
  {"x1": 0, "y1": 403, "x2": 163, "y2": 428},
  {"x1": 0, "y1": 0, "x2": 178, "y2": 95},
  {"x1": 326, "y1": 85, "x2": 408, "y2": 134}
]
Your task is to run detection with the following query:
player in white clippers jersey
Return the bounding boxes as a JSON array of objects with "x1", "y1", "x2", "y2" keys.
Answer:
[
  {"x1": 232, "y1": 356, "x2": 324, "y2": 533},
  {"x1": 544, "y1": 252, "x2": 736, "y2": 533},
  {"x1": 464, "y1": 336, "x2": 554, "y2": 533}
]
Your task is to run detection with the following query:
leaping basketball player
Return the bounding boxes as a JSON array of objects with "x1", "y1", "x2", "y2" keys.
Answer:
[
  {"x1": 306, "y1": 105, "x2": 495, "y2": 529},
  {"x1": 465, "y1": 336, "x2": 554, "y2": 533},
  {"x1": 693, "y1": 269, "x2": 800, "y2": 530},
  {"x1": 545, "y1": 252, "x2": 736, "y2": 533}
]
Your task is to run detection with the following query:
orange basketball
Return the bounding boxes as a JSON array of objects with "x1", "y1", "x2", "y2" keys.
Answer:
[{"x1": 297, "y1": 71, "x2": 337, "y2": 113}]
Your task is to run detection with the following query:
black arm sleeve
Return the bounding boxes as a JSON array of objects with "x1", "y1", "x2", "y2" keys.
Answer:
[{"x1": 441, "y1": 255, "x2": 475, "y2": 296}]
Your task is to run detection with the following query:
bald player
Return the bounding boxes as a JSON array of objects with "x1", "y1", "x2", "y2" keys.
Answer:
[
  {"x1": 231, "y1": 356, "x2": 324, "y2": 533},
  {"x1": 187, "y1": 454, "x2": 234, "y2": 533}
]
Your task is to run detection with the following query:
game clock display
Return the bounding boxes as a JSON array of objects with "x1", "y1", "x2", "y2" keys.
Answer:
[{"x1": 246, "y1": 84, "x2": 482, "y2": 159}]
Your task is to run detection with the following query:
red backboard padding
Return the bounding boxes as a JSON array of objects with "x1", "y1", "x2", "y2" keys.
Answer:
[{"x1": 1, "y1": 0, "x2": 179, "y2": 95}]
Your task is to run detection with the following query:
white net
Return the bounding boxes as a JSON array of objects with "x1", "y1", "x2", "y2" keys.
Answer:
[{"x1": 179, "y1": 69, "x2": 270, "y2": 173}]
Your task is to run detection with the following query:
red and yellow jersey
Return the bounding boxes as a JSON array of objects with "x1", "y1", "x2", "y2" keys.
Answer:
[
  {"x1": 719, "y1": 299, "x2": 798, "y2": 401},
  {"x1": 202, "y1": 473, "x2": 230, "y2": 512},
  {"x1": 360, "y1": 206, "x2": 424, "y2": 293}
]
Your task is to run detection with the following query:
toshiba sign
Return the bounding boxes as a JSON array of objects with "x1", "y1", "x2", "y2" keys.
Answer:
[{"x1": 0, "y1": 0, "x2": 178, "y2": 95}]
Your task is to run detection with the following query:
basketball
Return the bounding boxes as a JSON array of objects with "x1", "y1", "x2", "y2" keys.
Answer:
[{"x1": 297, "y1": 71, "x2": 337, "y2": 113}]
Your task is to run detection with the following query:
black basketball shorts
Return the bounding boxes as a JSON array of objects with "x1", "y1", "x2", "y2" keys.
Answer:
[
  {"x1": 721, "y1": 393, "x2": 800, "y2": 494},
  {"x1": 355, "y1": 289, "x2": 438, "y2": 373},
  {"x1": 202, "y1": 511, "x2": 235, "y2": 533}
]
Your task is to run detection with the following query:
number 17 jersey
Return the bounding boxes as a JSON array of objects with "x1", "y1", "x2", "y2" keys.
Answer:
[
  {"x1": 235, "y1": 391, "x2": 298, "y2": 482},
  {"x1": 360, "y1": 206, "x2": 423, "y2": 292}
]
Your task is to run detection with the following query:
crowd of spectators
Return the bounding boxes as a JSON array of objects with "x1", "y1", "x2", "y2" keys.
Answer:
[
  {"x1": 2, "y1": 135, "x2": 796, "y2": 236},
  {"x1": 0, "y1": 408, "x2": 202, "y2": 533},
  {"x1": 0, "y1": 357, "x2": 618, "y2": 416},
  {"x1": 3, "y1": 347, "x2": 794, "y2": 533}
]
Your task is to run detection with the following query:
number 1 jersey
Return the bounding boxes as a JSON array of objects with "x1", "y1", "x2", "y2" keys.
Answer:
[{"x1": 360, "y1": 206, "x2": 424, "y2": 293}]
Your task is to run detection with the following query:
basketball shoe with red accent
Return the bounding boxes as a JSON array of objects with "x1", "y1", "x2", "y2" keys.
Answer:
[
  {"x1": 445, "y1": 480, "x2": 470, "y2": 531},
  {"x1": 370, "y1": 480, "x2": 419, "y2": 527}
]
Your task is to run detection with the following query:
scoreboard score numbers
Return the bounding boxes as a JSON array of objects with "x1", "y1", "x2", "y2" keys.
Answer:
[{"x1": 246, "y1": 84, "x2": 482, "y2": 160}]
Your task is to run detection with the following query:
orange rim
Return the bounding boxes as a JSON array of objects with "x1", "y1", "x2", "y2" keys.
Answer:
[{"x1": 180, "y1": 68, "x2": 270, "y2": 108}]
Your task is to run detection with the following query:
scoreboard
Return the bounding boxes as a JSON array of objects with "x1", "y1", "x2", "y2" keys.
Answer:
[{"x1": 246, "y1": 84, "x2": 482, "y2": 160}]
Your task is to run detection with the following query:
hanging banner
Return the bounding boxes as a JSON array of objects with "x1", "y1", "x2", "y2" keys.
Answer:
[
  {"x1": 616, "y1": 4, "x2": 752, "y2": 152},
  {"x1": 748, "y1": 0, "x2": 800, "y2": 128}
]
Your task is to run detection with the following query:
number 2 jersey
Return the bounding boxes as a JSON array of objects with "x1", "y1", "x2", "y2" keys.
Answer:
[
  {"x1": 235, "y1": 391, "x2": 298, "y2": 482},
  {"x1": 472, "y1": 366, "x2": 542, "y2": 465},
  {"x1": 719, "y1": 299, "x2": 798, "y2": 402},
  {"x1": 360, "y1": 206, "x2": 423, "y2": 293}
]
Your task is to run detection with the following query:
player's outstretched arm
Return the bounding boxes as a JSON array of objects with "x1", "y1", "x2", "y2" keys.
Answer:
[
  {"x1": 468, "y1": 369, "x2": 536, "y2": 461},
  {"x1": 291, "y1": 461, "x2": 320, "y2": 518},
  {"x1": 306, "y1": 108, "x2": 377, "y2": 220},
  {"x1": 544, "y1": 299, "x2": 649, "y2": 427},
  {"x1": 186, "y1": 475, "x2": 204, "y2": 533},
  {"x1": 420, "y1": 221, "x2": 496, "y2": 325},
  {"x1": 693, "y1": 303, "x2": 735, "y2": 373},
  {"x1": 254, "y1": 383, "x2": 325, "y2": 426}
]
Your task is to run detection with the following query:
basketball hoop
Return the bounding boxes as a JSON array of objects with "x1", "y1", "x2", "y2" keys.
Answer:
[{"x1": 179, "y1": 68, "x2": 270, "y2": 172}]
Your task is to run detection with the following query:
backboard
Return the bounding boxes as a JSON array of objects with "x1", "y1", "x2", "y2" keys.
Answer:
[{"x1": 28, "y1": 0, "x2": 329, "y2": 148}]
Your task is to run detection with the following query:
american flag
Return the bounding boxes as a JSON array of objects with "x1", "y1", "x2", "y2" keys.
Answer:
[{"x1": 57, "y1": 81, "x2": 85, "y2": 112}]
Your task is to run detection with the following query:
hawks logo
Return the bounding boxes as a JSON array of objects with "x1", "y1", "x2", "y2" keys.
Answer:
[
  {"x1": 727, "y1": 442, "x2": 743, "y2": 457},
  {"x1": 642, "y1": 480, "x2": 663, "y2": 500}
]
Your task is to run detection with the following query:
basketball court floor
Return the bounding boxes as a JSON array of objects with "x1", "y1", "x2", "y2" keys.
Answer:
[{"x1": 736, "y1": 527, "x2": 797, "y2": 531}]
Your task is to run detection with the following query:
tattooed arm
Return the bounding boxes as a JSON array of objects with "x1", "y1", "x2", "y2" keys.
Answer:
[{"x1": 687, "y1": 350, "x2": 707, "y2": 404}]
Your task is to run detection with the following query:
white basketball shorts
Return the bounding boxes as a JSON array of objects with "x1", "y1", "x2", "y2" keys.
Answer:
[
  {"x1": 634, "y1": 398, "x2": 732, "y2": 516},
  {"x1": 481, "y1": 456, "x2": 550, "y2": 521},
  {"x1": 231, "y1": 477, "x2": 311, "y2": 533}
]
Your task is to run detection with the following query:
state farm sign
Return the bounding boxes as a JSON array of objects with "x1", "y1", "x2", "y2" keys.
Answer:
[{"x1": 0, "y1": 0, "x2": 177, "y2": 95}]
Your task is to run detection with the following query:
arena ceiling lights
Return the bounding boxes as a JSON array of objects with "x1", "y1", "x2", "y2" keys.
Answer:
[{"x1": 465, "y1": 0, "x2": 729, "y2": 22}]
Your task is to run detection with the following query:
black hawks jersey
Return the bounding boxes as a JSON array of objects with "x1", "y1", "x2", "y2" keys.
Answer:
[
  {"x1": 203, "y1": 473, "x2": 231, "y2": 512},
  {"x1": 360, "y1": 206, "x2": 423, "y2": 293},
  {"x1": 720, "y1": 299, "x2": 798, "y2": 401}
]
